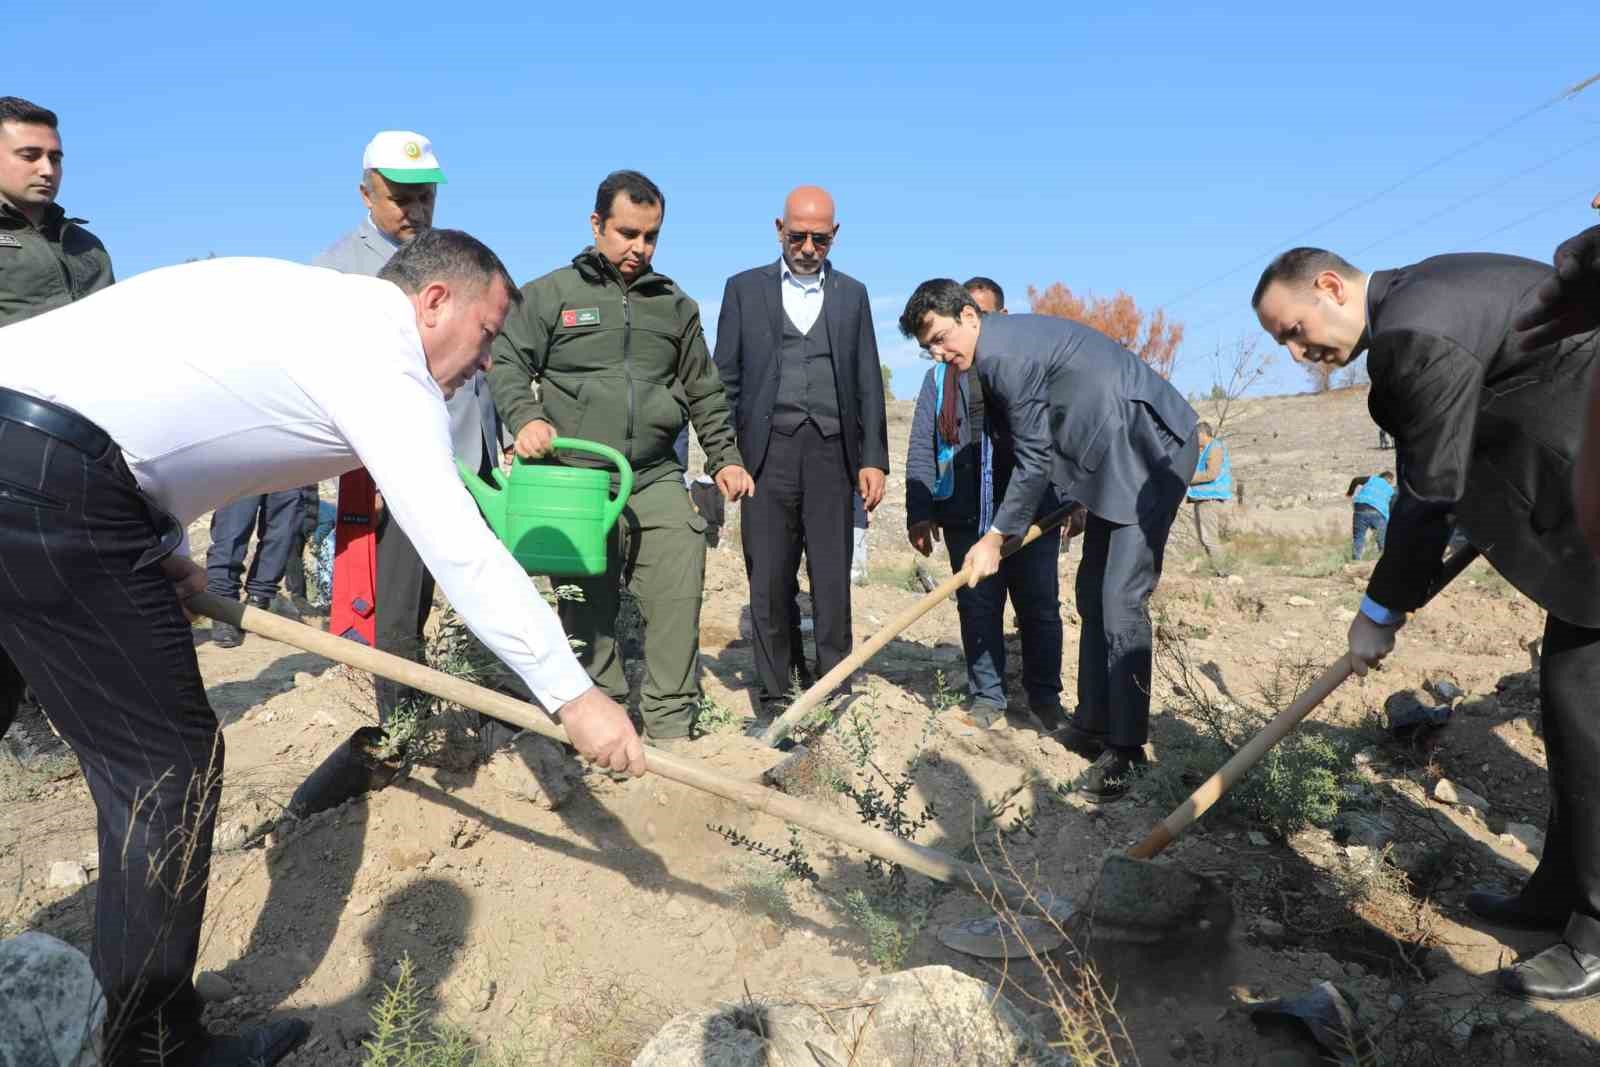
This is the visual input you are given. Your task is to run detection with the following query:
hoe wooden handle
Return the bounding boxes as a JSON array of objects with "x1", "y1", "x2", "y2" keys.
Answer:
[
  {"x1": 1127, "y1": 545, "x2": 1481, "y2": 860},
  {"x1": 189, "y1": 592, "x2": 1017, "y2": 901},
  {"x1": 759, "y1": 504, "x2": 1078, "y2": 747}
]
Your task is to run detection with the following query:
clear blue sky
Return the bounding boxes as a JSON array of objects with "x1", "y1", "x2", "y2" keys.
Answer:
[{"x1": 13, "y1": 3, "x2": 1599, "y2": 398}]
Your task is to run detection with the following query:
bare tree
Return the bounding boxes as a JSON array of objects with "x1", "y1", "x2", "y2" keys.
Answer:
[{"x1": 1205, "y1": 334, "x2": 1272, "y2": 434}]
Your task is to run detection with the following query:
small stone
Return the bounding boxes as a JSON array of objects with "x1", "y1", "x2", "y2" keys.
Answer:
[
  {"x1": 1247, "y1": 831, "x2": 1270, "y2": 847},
  {"x1": 47, "y1": 861, "x2": 88, "y2": 889},
  {"x1": 385, "y1": 846, "x2": 433, "y2": 871},
  {"x1": 79, "y1": 850, "x2": 98, "y2": 872},
  {"x1": 664, "y1": 897, "x2": 689, "y2": 920},
  {"x1": 1168, "y1": 1034, "x2": 1189, "y2": 1060},
  {"x1": 1226, "y1": 574, "x2": 1244, "y2": 585},
  {"x1": 1426, "y1": 678, "x2": 1463, "y2": 703},
  {"x1": 194, "y1": 971, "x2": 234, "y2": 1002},
  {"x1": 1434, "y1": 779, "x2": 1489, "y2": 812},
  {"x1": 292, "y1": 671, "x2": 315, "y2": 688},
  {"x1": 1388, "y1": 994, "x2": 1406, "y2": 1012},
  {"x1": 214, "y1": 820, "x2": 249, "y2": 851},
  {"x1": 1504, "y1": 822, "x2": 1546, "y2": 853},
  {"x1": 1286, "y1": 595, "x2": 1315, "y2": 607},
  {"x1": 1256, "y1": 918, "x2": 1286, "y2": 943},
  {"x1": 471, "y1": 978, "x2": 495, "y2": 1013}
]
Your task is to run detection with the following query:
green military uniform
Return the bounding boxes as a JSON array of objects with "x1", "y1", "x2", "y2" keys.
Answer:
[
  {"x1": 0, "y1": 200, "x2": 113, "y2": 327},
  {"x1": 490, "y1": 247, "x2": 742, "y2": 739}
]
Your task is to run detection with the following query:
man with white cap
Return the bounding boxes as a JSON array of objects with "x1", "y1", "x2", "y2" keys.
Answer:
[{"x1": 306, "y1": 132, "x2": 503, "y2": 754}]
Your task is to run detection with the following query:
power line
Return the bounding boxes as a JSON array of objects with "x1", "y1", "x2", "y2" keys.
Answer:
[
  {"x1": 1462, "y1": 184, "x2": 1597, "y2": 245},
  {"x1": 1156, "y1": 70, "x2": 1600, "y2": 312},
  {"x1": 1351, "y1": 132, "x2": 1600, "y2": 257}
]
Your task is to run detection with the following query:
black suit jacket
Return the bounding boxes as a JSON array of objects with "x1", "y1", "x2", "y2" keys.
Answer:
[
  {"x1": 712, "y1": 260, "x2": 890, "y2": 478},
  {"x1": 1363, "y1": 253, "x2": 1600, "y2": 626},
  {"x1": 976, "y1": 314, "x2": 1198, "y2": 535}
]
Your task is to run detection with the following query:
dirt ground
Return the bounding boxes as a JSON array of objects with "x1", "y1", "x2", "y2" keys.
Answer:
[{"x1": 3, "y1": 384, "x2": 1595, "y2": 1065}]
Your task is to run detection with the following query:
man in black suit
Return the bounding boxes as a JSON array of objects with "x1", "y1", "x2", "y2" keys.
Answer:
[
  {"x1": 714, "y1": 186, "x2": 889, "y2": 717},
  {"x1": 899, "y1": 280, "x2": 1199, "y2": 800},
  {"x1": 1253, "y1": 246, "x2": 1600, "y2": 1002}
]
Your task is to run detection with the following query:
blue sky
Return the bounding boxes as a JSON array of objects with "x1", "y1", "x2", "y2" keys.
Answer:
[{"x1": 12, "y1": 3, "x2": 1598, "y2": 398}]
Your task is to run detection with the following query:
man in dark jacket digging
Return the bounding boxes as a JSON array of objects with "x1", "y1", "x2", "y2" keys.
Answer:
[
  {"x1": 900, "y1": 280, "x2": 1199, "y2": 801},
  {"x1": 1253, "y1": 244, "x2": 1600, "y2": 1002}
]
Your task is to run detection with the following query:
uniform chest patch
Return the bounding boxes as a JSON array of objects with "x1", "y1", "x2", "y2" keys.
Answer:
[
  {"x1": 0, "y1": 234, "x2": 20, "y2": 248},
  {"x1": 561, "y1": 307, "x2": 601, "y2": 328}
]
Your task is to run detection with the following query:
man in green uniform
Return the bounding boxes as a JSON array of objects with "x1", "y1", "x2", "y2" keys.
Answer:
[
  {"x1": 490, "y1": 170, "x2": 753, "y2": 744},
  {"x1": 0, "y1": 96, "x2": 112, "y2": 326}
]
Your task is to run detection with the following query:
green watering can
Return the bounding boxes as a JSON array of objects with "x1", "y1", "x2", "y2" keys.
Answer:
[{"x1": 458, "y1": 437, "x2": 633, "y2": 577}]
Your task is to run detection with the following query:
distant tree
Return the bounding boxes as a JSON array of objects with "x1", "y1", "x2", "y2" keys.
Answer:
[
  {"x1": 880, "y1": 363, "x2": 894, "y2": 401},
  {"x1": 1027, "y1": 283, "x2": 1184, "y2": 378},
  {"x1": 1206, "y1": 334, "x2": 1272, "y2": 434},
  {"x1": 1302, "y1": 361, "x2": 1337, "y2": 394},
  {"x1": 1335, "y1": 361, "x2": 1370, "y2": 389}
]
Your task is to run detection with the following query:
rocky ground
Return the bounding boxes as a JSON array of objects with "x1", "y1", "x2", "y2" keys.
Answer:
[{"x1": 2, "y1": 384, "x2": 1592, "y2": 1065}]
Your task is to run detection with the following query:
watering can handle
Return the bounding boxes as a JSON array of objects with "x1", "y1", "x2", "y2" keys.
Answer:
[{"x1": 546, "y1": 436, "x2": 635, "y2": 526}]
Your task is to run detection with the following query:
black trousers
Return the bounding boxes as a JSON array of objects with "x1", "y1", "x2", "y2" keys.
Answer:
[
  {"x1": 1517, "y1": 613, "x2": 1600, "y2": 955},
  {"x1": 1071, "y1": 434, "x2": 1196, "y2": 749},
  {"x1": 373, "y1": 507, "x2": 435, "y2": 722},
  {"x1": 204, "y1": 489, "x2": 300, "y2": 602},
  {"x1": 742, "y1": 422, "x2": 855, "y2": 709},
  {"x1": 282, "y1": 484, "x2": 319, "y2": 598},
  {"x1": 0, "y1": 415, "x2": 217, "y2": 1065}
]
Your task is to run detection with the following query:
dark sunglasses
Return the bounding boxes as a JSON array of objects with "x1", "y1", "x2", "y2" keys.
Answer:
[{"x1": 783, "y1": 230, "x2": 835, "y2": 249}]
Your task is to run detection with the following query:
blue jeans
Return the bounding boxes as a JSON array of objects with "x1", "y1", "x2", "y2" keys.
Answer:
[
  {"x1": 942, "y1": 523, "x2": 1064, "y2": 709},
  {"x1": 1352, "y1": 504, "x2": 1387, "y2": 559},
  {"x1": 205, "y1": 490, "x2": 302, "y2": 601}
]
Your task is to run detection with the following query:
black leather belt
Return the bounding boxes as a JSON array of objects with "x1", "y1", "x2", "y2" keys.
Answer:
[{"x1": 0, "y1": 386, "x2": 113, "y2": 460}]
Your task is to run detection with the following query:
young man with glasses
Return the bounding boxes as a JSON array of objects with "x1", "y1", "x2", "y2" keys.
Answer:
[
  {"x1": 900, "y1": 280, "x2": 1198, "y2": 801},
  {"x1": 714, "y1": 186, "x2": 890, "y2": 721}
]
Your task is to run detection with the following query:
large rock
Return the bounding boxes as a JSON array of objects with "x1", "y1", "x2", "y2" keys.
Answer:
[
  {"x1": 0, "y1": 931, "x2": 103, "y2": 1067},
  {"x1": 632, "y1": 965, "x2": 1066, "y2": 1066}
]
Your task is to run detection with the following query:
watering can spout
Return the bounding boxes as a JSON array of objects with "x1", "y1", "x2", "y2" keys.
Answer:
[{"x1": 456, "y1": 459, "x2": 509, "y2": 542}]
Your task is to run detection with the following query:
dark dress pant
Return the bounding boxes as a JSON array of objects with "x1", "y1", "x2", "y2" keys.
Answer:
[
  {"x1": 0, "y1": 415, "x2": 217, "y2": 1065},
  {"x1": 942, "y1": 522, "x2": 1064, "y2": 709},
  {"x1": 372, "y1": 507, "x2": 435, "y2": 722},
  {"x1": 1519, "y1": 613, "x2": 1600, "y2": 955},
  {"x1": 1072, "y1": 434, "x2": 1197, "y2": 749},
  {"x1": 282, "y1": 484, "x2": 320, "y2": 598},
  {"x1": 742, "y1": 422, "x2": 854, "y2": 710},
  {"x1": 204, "y1": 489, "x2": 301, "y2": 601}
]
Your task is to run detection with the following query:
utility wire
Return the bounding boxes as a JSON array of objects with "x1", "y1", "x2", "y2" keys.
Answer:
[
  {"x1": 1351, "y1": 132, "x2": 1600, "y2": 257},
  {"x1": 1157, "y1": 70, "x2": 1600, "y2": 311}
]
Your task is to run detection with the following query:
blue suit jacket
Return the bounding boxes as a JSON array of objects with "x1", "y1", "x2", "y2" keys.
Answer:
[{"x1": 974, "y1": 314, "x2": 1197, "y2": 534}]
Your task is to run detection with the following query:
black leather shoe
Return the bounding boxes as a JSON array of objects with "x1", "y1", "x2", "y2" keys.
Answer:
[
  {"x1": 211, "y1": 620, "x2": 243, "y2": 648},
  {"x1": 186, "y1": 1017, "x2": 310, "y2": 1065},
  {"x1": 1499, "y1": 942, "x2": 1600, "y2": 1001},
  {"x1": 289, "y1": 593, "x2": 322, "y2": 618},
  {"x1": 1074, "y1": 746, "x2": 1147, "y2": 803},
  {"x1": 1029, "y1": 701, "x2": 1066, "y2": 731},
  {"x1": 251, "y1": 594, "x2": 298, "y2": 622},
  {"x1": 1466, "y1": 890, "x2": 1567, "y2": 932},
  {"x1": 1051, "y1": 722, "x2": 1108, "y2": 760}
]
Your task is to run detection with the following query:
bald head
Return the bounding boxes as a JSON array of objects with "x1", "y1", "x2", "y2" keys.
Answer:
[{"x1": 776, "y1": 185, "x2": 838, "y2": 275}]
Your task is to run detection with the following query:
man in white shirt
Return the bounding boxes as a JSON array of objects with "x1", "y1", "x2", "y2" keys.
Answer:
[{"x1": 0, "y1": 228, "x2": 642, "y2": 1066}]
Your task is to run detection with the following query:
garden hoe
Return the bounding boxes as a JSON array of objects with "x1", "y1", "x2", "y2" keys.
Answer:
[
  {"x1": 189, "y1": 591, "x2": 1039, "y2": 914},
  {"x1": 1081, "y1": 545, "x2": 1482, "y2": 944}
]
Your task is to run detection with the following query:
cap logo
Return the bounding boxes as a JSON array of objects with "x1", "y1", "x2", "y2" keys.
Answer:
[{"x1": 403, "y1": 141, "x2": 422, "y2": 160}]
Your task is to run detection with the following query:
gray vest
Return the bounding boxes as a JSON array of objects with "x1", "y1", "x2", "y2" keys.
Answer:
[{"x1": 772, "y1": 311, "x2": 840, "y2": 438}]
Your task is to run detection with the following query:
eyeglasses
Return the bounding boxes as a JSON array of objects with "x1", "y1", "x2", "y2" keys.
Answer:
[{"x1": 783, "y1": 230, "x2": 834, "y2": 249}]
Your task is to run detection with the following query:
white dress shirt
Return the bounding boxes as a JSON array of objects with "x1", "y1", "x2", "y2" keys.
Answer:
[
  {"x1": 0, "y1": 257, "x2": 593, "y2": 713},
  {"x1": 779, "y1": 259, "x2": 825, "y2": 334}
]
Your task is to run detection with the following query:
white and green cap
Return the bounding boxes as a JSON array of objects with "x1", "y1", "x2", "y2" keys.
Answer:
[{"x1": 361, "y1": 130, "x2": 446, "y2": 185}]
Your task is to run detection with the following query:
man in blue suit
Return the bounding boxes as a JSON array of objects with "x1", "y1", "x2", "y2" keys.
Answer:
[{"x1": 900, "y1": 279, "x2": 1199, "y2": 800}]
